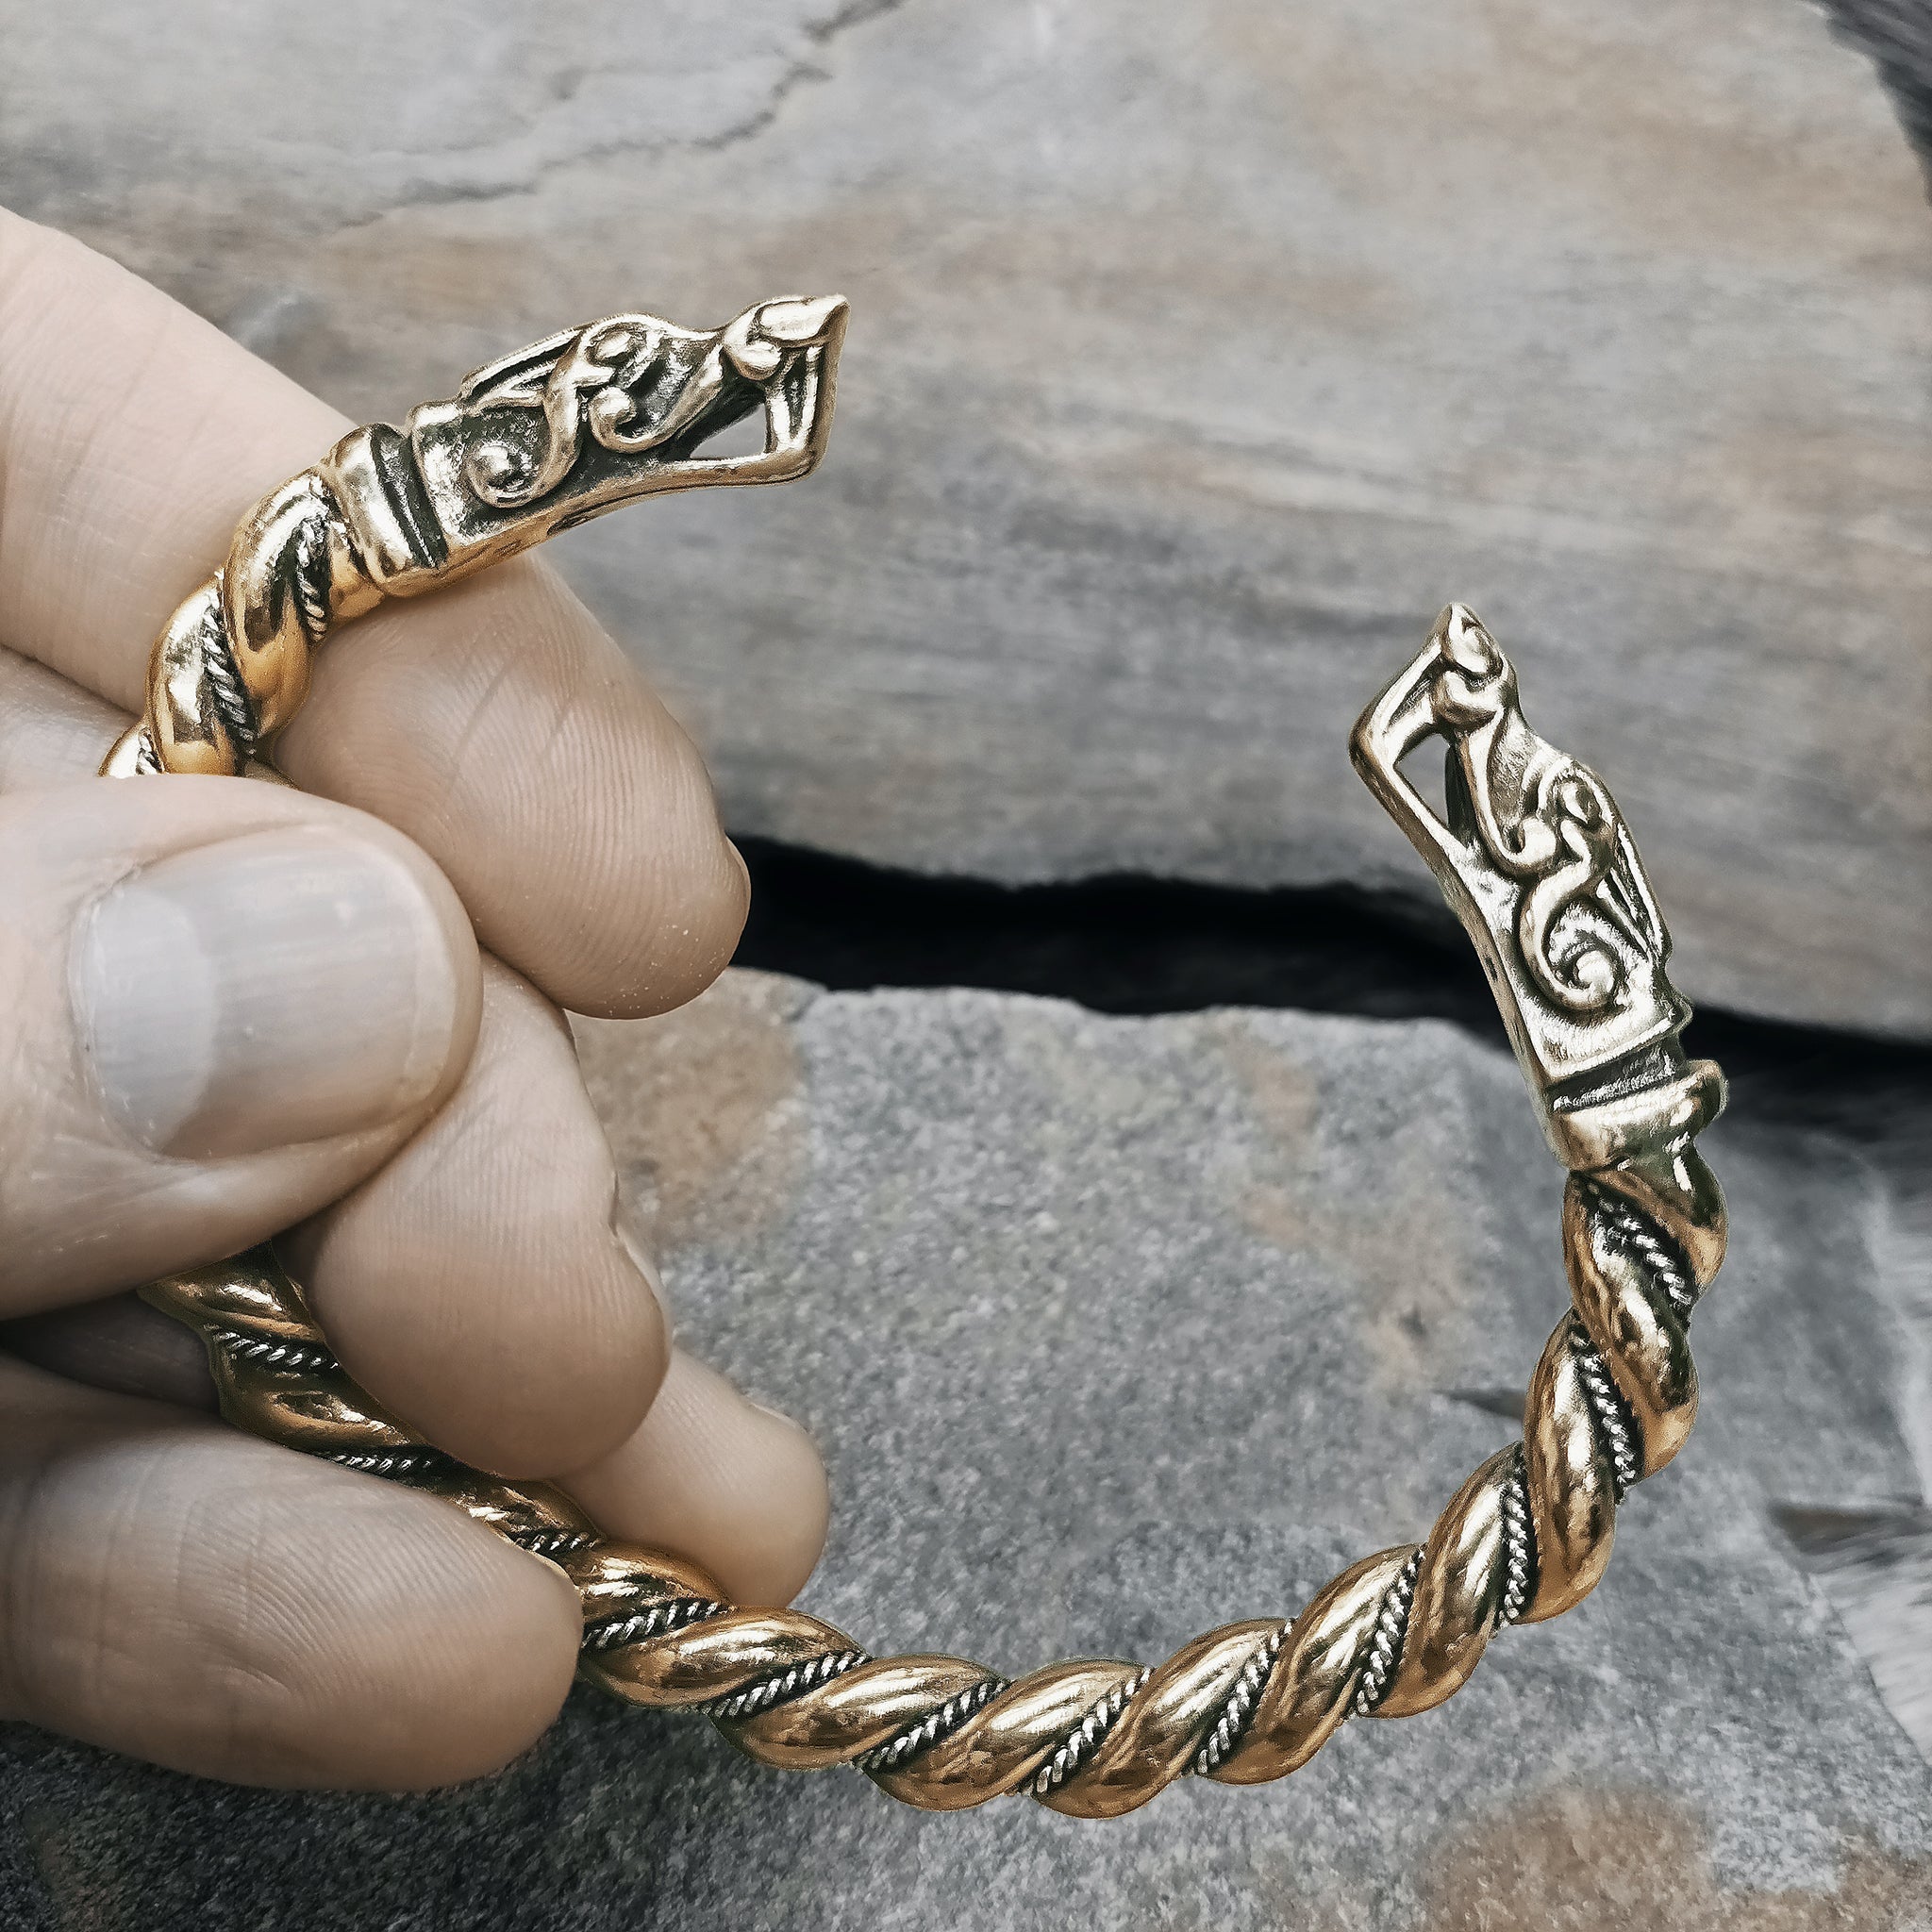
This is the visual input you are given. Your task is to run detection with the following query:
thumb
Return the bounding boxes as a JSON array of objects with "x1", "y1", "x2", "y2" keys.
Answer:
[{"x1": 0, "y1": 777, "x2": 480, "y2": 1309}]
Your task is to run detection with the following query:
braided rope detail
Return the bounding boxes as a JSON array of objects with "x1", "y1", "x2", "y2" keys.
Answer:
[
  {"x1": 1351, "y1": 1551, "x2": 1423, "y2": 1716},
  {"x1": 1191, "y1": 1624, "x2": 1284, "y2": 1775},
  {"x1": 1585, "y1": 1179, "x2": 1697, "y2": 1321},
  {"x1": 585, "y1": 1599, "x2": 731, "y2": 1653},
  {"x1": 1569, "y1": 1320, "x2": 1642, "y2": 1500},
  {"x1": 703, "y1": 1649, "x2": 872, "y2": 1721},
  {"x1": 506, "y1": 1526, "x2": 602, "y2": 1561},
  {"x1": 328, "y1": 1448, "x2": 449, "y2": 1479},
  {"x1": 1496, "y1": 1454, "x2": 1536, "y2": 1627},
  {"x1": 195, "y1": 604, "x2": 259, "y2": 765},
  {"x1": 1033, "y1": 1669, "x2": 1154, "y2": 1797},
  {"x1": 105, "y1": 474, "x2": 359, "y2": 780},
  {"x1": 290, "y1": 513, "x2": 335, "y2": 646},
  {"x1": 213, "y1": 1330, "x2": 337, "y2": 1374},
  {"x1": 853, "y1": 1675, "x2": 1010, "y2": 1775},
  {"x1": 140, "y1": 1156, "x2": 1722, "y2": 1816}
]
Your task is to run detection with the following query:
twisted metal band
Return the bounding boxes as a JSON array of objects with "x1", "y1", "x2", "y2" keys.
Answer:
[{"x1": 108, "y1": 308, "x2": 1726, "y2": 1819}]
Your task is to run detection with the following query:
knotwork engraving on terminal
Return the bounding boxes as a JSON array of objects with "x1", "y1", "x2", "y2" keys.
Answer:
[
  {"x1": 1427, "y1": 610, "x2": 1664, "y2": 1019},
  {"x1": 457, "y1": 297, "x2": 852, "y2": 514}
]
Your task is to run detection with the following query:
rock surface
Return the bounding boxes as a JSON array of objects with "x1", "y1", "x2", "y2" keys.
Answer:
[
  {"x1": 6, "y1": 0, "x2": 1931, "y2": 1032},
  {"x1": 0, "y1": 975, "x2": 1927, "y2": 1927}
]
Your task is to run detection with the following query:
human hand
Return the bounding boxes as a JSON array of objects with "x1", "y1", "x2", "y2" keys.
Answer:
[{"x1": 0, "y1": 210, "x2": 828, "y2": 1789}]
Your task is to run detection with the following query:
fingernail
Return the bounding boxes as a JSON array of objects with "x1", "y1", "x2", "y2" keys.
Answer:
[
  {"x1": 75, "y1": 828, "x2": 464, "y2": 1158},
  {"x1": 745, "y1": 1392, "x2": 806, "y2": 1428}
]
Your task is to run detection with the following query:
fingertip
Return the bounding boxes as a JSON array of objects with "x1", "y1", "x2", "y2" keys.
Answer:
[
  {"x1": 0, "y1": 1368, "x2": 583, "y2": 1791},
  {"x1": 298, "y1": 960, "x2": 670, "y2": 1481},
  {"x1": 564, "y1": 1348, "x2": 829, "y2": 1607},
  {"x1": 242, "y1": 1487, "x2": 586, "y2": 1792},
  {"x1": 0, "y1": 644, "x2": 125, "y2": 789},
  {"x1": 277, "y1": 558, "x2": 751, "y2": 1023},
  {"x1": 556, "y1": 774, "x2": 751, "y2": 1024},
  {"x1": 376, "y1": 1530, "x2": 587, "y2": 1791}
]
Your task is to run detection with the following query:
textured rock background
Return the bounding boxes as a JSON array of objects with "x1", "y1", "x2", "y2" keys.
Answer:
[
  {"x1": 5, "y1": 2, "x2": 1932, "y2": 1924},
  {"x1": 1, "y1": 976, "x2": 1929, "y2": 1928},
  {"x1": 4, "y1": 0, "x2": 1931, "y2": 1031}
]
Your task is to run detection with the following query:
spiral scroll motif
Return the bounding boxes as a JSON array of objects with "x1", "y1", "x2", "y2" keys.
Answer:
[{"x1": 101, "y1": 307, "x2": 1727, "y2": 1815}]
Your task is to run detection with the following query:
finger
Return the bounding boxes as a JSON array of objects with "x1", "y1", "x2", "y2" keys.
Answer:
[
  {"x1": 0, "y1": 645, "x2": 122, "y2": 789},
  {"x1": 0, "y1": 665, "x2": 651, "y2": 1461},
  {"x1": 0, "y1": 1355, "x2": 578, "y2": 1788},
  {"x1": 285, "y1": 960, "x2": 669, "y2": 1478},
  {"x1": 563, "y1": 1347, "x2": 829, "y2": 1607},
  {"x1": 278, "y1": 562, "x2": 750, "y2": 1019},
  {"x1": 0, "y1": 211, "x2": 747, "y2": 1018},
  {"x1": 2, "y1": 1295, "x2": 829, "y2": 1606},
  {"x1": 0, "y1": 777, "x2": 479, "y2": 1308},
  {"x1": 2, "y1": 714, "x2": 820, "y2": 1589},
  {"x1": 0, "y1": 1291, "x2": 216, "y2": 1411}
]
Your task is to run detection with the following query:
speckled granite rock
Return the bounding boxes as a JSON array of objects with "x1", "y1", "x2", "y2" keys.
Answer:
[
  {"x1": 6, "y1": 0, "x2": 1931, "y2": 1032},
  {"x1": 1, "y1": 975, "x2": 1926, "y2": 1928}
]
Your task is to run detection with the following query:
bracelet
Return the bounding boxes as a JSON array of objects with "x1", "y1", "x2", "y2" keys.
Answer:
[{"x1": 108, "y1": 307, "x2": 1726, "y2": 1818}]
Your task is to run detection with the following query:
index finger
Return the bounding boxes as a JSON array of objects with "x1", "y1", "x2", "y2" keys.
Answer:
[{"x1": 0, "y1": 209, "x2": 747, "y2": 1017}]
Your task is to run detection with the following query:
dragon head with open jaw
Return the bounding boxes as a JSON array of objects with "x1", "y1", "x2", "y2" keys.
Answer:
[{"x1": 324, "y1": 293, "x2": 850, "y2": 591}]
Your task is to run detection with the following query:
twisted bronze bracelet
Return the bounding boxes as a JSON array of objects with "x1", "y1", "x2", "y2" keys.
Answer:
[{"x1": 106, "y1": 303, "x2": 1726, "y2": 1818}]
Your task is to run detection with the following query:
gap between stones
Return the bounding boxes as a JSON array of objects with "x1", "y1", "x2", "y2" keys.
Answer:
[{"x1": 732, "y1": 836, "x2": 1932, "y2": 1147}]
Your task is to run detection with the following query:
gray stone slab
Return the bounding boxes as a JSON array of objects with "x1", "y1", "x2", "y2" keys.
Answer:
[
  {"x1": 2, "y1": 976, "x2": 1927, "y2": 1926},
  {"x1": 6, "y1": 0, "x2": 1930, "y2": 1032},
  {"x1": 1776, "y1": 1501, "x2": 1932, "y2": 1760}
]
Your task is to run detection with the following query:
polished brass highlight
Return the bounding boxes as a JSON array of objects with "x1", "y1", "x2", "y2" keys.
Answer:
[{"x1": 108, "y1": 309, "x2": 1725, "y2": 1815}]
